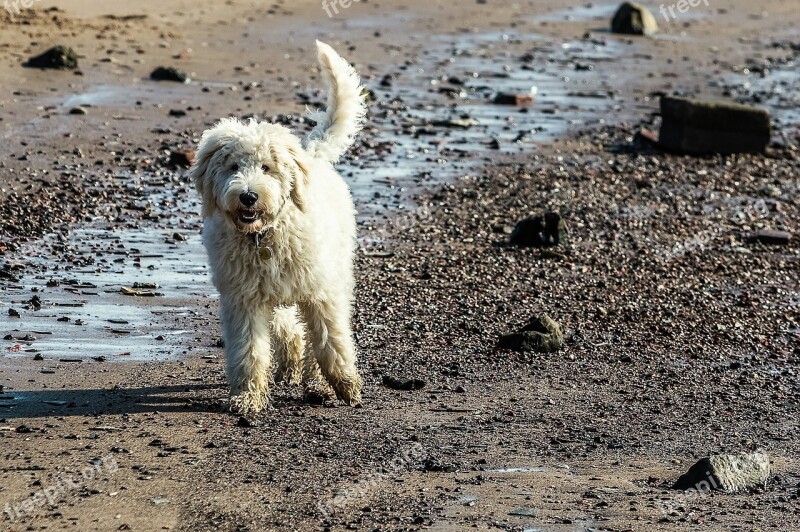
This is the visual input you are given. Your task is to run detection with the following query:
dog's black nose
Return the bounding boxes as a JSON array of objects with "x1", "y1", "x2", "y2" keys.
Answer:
[{"x1": 240, "y1": 191, "x2": 258, "y2": 207}]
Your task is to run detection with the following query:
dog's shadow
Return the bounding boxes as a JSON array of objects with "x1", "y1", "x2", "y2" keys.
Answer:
[{"x1": 0, "y1": 384, "x2": 226, "y2": 419}]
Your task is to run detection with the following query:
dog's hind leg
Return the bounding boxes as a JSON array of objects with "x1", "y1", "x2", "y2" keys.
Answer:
[
  {"x1": 299, "y1": 299, "x2": 363, "y2": 405},
  {"x1": 272, "y1": 306, "x2": 304, "y2": 385},
  {"x1": 220, "y1": 297, "x2": 273, "y2": 414}
]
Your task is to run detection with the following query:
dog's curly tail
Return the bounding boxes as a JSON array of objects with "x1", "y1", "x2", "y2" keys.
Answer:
[{"x1": 304, "y1": 41, "x2": 367, "y2": 163}]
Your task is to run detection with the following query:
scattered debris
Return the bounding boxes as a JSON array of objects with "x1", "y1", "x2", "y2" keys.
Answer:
[
  {"x1": 121, "y1": 286, "x2": 163, "y2": 297},
  {"x1": 673, "y1": 452, "x2": 771, "y2": 492},
  {"x1": 498, "y1": 315, "x2": 564, "y2": 353},
  {"x1": 659, "y1": 96, "x2": 771, "y2": 154},
  {"x1": 611, "y1": 2, "x2": 658, "y2": 36},
  {"x1": 430, "y1": 117, "x2": 479, "y2": 129}
]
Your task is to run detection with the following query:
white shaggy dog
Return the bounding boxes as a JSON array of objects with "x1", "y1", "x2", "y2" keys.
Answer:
[{"x1": 190, "y1": 41, "x2": 366, "y2": 414}]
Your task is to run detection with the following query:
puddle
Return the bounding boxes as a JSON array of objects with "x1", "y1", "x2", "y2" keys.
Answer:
[
  {"x1": 720, "y1": 60, "x2": 800, "y2": 128},
  {"x1": 1, "y1": 170, "x2": 209, "y2": 362}
]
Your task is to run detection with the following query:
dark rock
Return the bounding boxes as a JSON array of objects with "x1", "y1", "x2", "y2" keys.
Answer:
[
  {"x1": 237, "y1": 416, "x2": 257, "y2": 428},
  {"x1": 69, "y1": 106, "x2": 88, "y2": 115},
  {"x1": 611, "y1": 2, "x2": 658, "y2": 35},
  {"x1": 382, "y1": 375, "x2": 426, "y2": 391},
  {"x1": 168, "y1": 149, "x2": 195, "y2": 168},
  {"x1": 16, "y1": 425, "x2": 33, "y2": 433},
  {"x1": 749, "y1": 229, "x2": 792, "y2": 246},
  {"x1": 493, "y1": 89, "x2": 536, "y2": 106},
  {"x1": 673, "y1": 452, "x2": 771, "y2": 492},
  {"x1": 423, "y1": 458, "x2": 456, "y2": 473},
  {"x1": 510, "y1": 212, "x2": 569, "y2": 248},
  {"x1": 659, "y1": 96, "x2": 771, "y2": 154},
  {"x1": 8, "y1": 308, "x2": 20, "y2": 317},
  {"x1": 150, "y1": 66, "x2": 190, "y2": 83},
  {"x1": 498, "y1": 315, "x2": 564, "y2": 353},
  {"x1": 24, "y1": 46, "x2": 79, "y2": 69},
  {"x1": 168, "y1": 109, "x2": 187, "y2": 117}
]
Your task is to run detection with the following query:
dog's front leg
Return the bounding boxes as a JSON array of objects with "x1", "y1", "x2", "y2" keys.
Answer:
[
  {"x1": 220, "y1": 297, "x2": 273, "y2": 414},
  {"x1": 299, "y1": 300, "x2": 363, "y2": 405}
]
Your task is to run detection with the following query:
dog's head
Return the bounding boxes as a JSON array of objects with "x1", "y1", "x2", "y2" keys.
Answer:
[{"x1": 189, "y1": 118, "x2": 310, "y2": 232}]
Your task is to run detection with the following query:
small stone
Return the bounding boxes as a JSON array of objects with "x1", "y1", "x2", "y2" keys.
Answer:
[
  {"x1": 673, "y1": 452, "x2": 771, "y2": 492},
  {"x1": 150, "y1": 66, "x2": 190, "y2": 83},
  {"x1": 498, "y1": 315, "x2": 564, "y2": 353},
  {"x1": 423, "y1": 458, "x2": 456, "y2": 473},
  {"x1": 493, "y1": 87, "x2": 537, "y2": 106},
  {"x1": 25, "y1": 46, "x2": 79, "y2": 69},
  {"x1": 8, "y1": 308, "x2": 20, "y2": 317},
  {"x1": 168, "y1": 149, "x2": 195, "y2": 168},
  {"x1": 611, "y1": 2, "x2": 658, "y2": 36},
  {"x1": 168, "y1": 109, "x2": 187, "y2": 117},
  {"x1": 382, "y1": 375, "x2": 426, "y2": 391},
  {"x1": 510, "y1": 212, "x2": 569, "y2": 248},
  {"x1": 237, "y1": 416, "x2": 256, "y2": 428},
  {"x1": 69, "y1": 106, "x2": 88, "y2": 115},
  {"x1": 750, "y1": 229, "x2": 792, "y2": 246}
]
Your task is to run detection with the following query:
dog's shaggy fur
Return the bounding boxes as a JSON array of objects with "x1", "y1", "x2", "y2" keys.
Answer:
[{"x1": 190, "y1": 41, "x2": 366, "y2": 414}]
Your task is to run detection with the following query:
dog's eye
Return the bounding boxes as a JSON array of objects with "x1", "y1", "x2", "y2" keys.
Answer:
[
  {"x1": 261, "y1": 164, "x2": 269, "y2": 172},
  {"x1": 231, "y1": 163, "x2": 239, "y2": 172}
]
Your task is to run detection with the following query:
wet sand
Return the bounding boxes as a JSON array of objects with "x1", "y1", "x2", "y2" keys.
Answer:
[{"x1": 0, "y1": 0, "x2": 799, "y2": 530}]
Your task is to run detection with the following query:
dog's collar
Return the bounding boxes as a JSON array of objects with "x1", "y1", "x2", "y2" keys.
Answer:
[
  {"x1": 247, "y1": 195, "x2": 290, "y2": 260},
  {"x1": 251, "y1": 227, "x2": 274, "y2": 261}
]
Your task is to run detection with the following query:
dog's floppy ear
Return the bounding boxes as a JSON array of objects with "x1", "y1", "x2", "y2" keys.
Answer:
[
  {"x1": 287, "y1": 145, "x2": 311, "y2": 212},
  {"x1": 189, "y1": 128, "x2": 226, "y2": 218}
]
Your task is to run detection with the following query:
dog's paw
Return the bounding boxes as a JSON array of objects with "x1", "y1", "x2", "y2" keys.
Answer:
[
  {"x1": 331, "y1": 373, "x2": 364, "y2": 407},
  {"x1": 303, "y1": 378, "x2": 337, "y2": 405},
  {"x1": 229, "y1": 391, "x2": 268, "y2": 415}
]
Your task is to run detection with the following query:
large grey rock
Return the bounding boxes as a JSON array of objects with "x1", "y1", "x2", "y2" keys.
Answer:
[
  {"x1": 673, "y1": 452, "x2": 771, "y2": 492},
  {"x1": 659, "y1": 96, "x2": 771, "y2": 154},
  {"x1": 611, "y1": 2, "x2": 658, "y2": 36}
]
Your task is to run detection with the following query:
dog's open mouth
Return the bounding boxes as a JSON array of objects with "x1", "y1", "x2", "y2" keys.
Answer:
[{"x1": 237, "y1": 209, "x2": 260, "y2": 224}]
